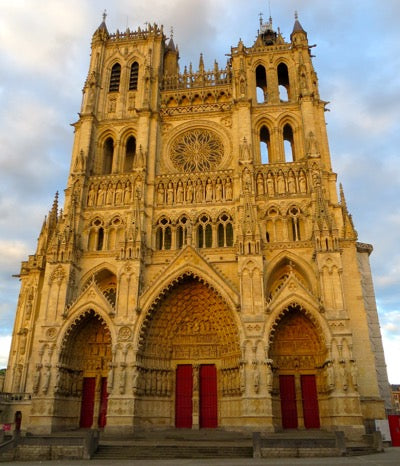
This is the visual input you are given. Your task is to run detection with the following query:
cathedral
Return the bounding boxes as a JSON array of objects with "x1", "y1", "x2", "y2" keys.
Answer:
[{"x1": 1, "y1": 13, "x2": 391, "y2": 439}]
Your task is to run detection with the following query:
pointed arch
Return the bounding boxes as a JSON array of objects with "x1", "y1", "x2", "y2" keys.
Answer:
[
  {"x1": 265, "y1": 251, "x2": 318, "y2": 296},
  {"x1": 266, "y1": 302, "x2": 331, "y2": 358}
]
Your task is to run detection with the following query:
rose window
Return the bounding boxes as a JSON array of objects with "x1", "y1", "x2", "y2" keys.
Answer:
[{"x1": 170, "y1": 129, "x2": 224, "y2": 172}]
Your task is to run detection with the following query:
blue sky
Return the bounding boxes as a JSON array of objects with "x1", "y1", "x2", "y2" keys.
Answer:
[{"x1": 0, "y1": 0, "x2": 399, "y2": 382}]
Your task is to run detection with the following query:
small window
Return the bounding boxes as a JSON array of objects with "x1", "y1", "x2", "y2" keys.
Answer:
[
  {"x1": 283, "y1": 124, "x2": 295, "y2": 162},
  {"x1": 256, "y1": 65, "x2": 268, "y2": 103},
  {"x1": 260, "y1": 125, "x2": 270, "y2": 163},
  {"x1": 109, "y1": 63, "x2": 121, "y2": 92},
  {"x1": 97, "y1": 228, "x2": 104, "y2": 251},
  {"x1": 278, "y1": 63, "x2": 290, "y2": 102},
  {"x1": 103, "y1": 137, "x2": 114, "y2": 174},
  {"x1": 124, "y1": 136, "x2": 136, "y2": 172},
  {"x1": 129, "y1": 62, "x2": 139, "y2": 90}
]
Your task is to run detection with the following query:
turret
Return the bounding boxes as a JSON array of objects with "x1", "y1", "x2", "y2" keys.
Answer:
[
  {"x1": 164, "y1": 30, "x2": 179, "y2": 76},
  {"x1": 290, "y1": 12, "x2": 308, "y2": 46}
]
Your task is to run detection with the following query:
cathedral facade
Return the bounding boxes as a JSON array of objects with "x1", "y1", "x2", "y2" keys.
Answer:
[{"x1": 1, "y1": 14, "x2": 391, "y2": 439}]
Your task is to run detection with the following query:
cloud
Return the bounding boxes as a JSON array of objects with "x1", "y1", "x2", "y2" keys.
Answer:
[{"x1": 0, "y1": 335, "x2": 11, "y2": 368}]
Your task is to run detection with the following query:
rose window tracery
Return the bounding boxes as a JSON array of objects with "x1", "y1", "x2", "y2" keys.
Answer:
[{"x1": 170, "y1": 129, "x2": 224, "y2": 172}]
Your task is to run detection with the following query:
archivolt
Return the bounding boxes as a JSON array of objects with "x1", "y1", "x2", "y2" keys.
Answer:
[{"x1": 267, "y1": 302, "x2": 328, "y2": 350}]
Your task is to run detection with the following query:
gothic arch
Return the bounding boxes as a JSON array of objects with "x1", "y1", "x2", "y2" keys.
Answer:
[
  {"x1": 138, "y1": 264, "x2": 241, "y2": 348},
  {"x1": 58, "y1": 308, "x2": 114, "y2": 358},
  {"x1": 79, "y1": 263, "x2": 118, "y2": 290},
  {"x1": 266, "y1": 302, "x2": 331, "y2": 355},
  {"x1": 265, "y1": 251, "x2": 318, "y2": 295}
]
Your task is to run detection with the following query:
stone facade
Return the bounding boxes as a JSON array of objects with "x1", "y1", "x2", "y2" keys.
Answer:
[{"x1": 1, "y1": 13, "x2": 391, "y2": 439}]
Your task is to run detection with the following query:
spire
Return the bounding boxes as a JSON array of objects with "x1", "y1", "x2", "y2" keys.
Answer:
[
  {"x1": 291, "y1": 11, "x2": 308, "y2": 42},
  {"x1": 166, "y1": 27, "x2": 176, "y2": 52},
  {"x1": 92, "y1": 9, "x2": 109, "y2": 41},
  {"x1": 199, "y1": 53, "x2": 204, "y2": 72}
]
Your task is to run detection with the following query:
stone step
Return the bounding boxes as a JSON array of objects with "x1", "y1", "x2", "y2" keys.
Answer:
[{"x1": 94, "y1": 444, "x2": 253, "y2": 459}]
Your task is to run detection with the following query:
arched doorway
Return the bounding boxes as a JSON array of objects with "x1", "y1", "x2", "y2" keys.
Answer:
[
  {"x1": 136, "y1": 275, "x2": 241, "y2": 428},
  {"x1": 269, "y1": 305, "x2": 327, "y2": 429},
  {"x1": 57, "y1": 310, "x2": 112, "y2": 429}
]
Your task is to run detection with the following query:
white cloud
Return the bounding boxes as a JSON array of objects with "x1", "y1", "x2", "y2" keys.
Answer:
[{"x1": 0, "y1": 335, "x2": 11, "y2": 368}]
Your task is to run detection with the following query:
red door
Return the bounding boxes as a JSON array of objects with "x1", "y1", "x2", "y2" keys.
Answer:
[
  {"x1": 388, "y1": 415, "x2": 400, "y2": 446},
  {"x1": 200, "y1": 364, "x2": 218, "y2": 428},
  {"x1": 80, "y1": 377, "x2": 96, "y2": 428},
  {"x1": 98, "y1": 377, "x2": 108, "y2": 428},
  {"x1": 175, "y1": 365, "x2": 193, "y2": 428},
  {"x1": 301, "y1": 375, "x2": 320, "y2": 428},
  {"x1": 280, "y1": 375, "x2": 298, "y2": 429}
]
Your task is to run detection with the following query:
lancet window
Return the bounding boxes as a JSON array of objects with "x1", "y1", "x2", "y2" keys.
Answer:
[
  {"x1": 256, "y1": 64, "x2": 268, "y2": 103},
  {"x1": 109, "y1": 63, "x2": 121, "y2": 92},
  {"x1": 129, "y1": 62, "x2": 139, "y2": 90},
  {"x1": 124, "y1": 136, "x2": 136, "y2": 172},
  {"x1": 197, "y1": 215, "x2": 213, "y2": 248},
  {"x1": 176, "y1": 216, "x2": 189, "y2": 249},
  {"x1": 217, "y1": 213, "x2": 234, "y2": 247},
  {"x1": 103, "y1": 137, "x2": 114, "y2": 174},
  {"x1": 260, "y1": 125, "x2": 271, "y2": 163},
  {"x1": 156, "y1": 217, "x2": 172, "y2": 250},
  {"x1": 283, "y1": 124, "x2": 295, "y2": 162},
  {"x1": 278, "y1": 63, "x2": 290, "y2": 101}
]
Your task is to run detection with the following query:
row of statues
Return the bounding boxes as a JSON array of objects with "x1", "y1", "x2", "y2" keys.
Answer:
[
  {"x1": 157, "y1": 176, "x2": 233, "y2": 205},
  {"x1": 87, "y1": 179, "x2": 141, "y2": 207},
  {"x1": 254, "y1": 169, "x2": 308, "y2": 196}
]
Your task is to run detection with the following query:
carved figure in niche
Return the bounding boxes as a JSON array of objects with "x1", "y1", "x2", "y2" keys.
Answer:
[
  {"x1": 338, "y1": 361, "x2": 348, "y2": 391},
  {"x1": 257, "y1": 173, "x2": 264, "y2": 195},
  {"x1": 195, "y1": 179, "x2": 203, "y2": 203},
  {"x1": 266, "y1": 172, "x2": 275, "y2": 195},
  {"x1": 277, "y1": 172, "x2": 285, "y2": 194},
  {"x1": 119, "y1": 364, "x2": 127, "y2": 395},
  {"x1": 206, "y1": 178, "x2": 213, "y2": 202},
  {"x1": 326, "y1": 361, "x2": 335, "y2": 390},
  {"x1": 176, "y1": 181, "x2": 184, "y2": 203},
  {"x1": 306, "y1": 131, "x2": 319, "y2": 156},
  {"x1": 266, "y1": 364, "x2": 273, "y2": 393},
  {"x1": 350, "y1": 361, "x2": 358, "y2": 389},
  {"x1": 134, "y1": 146, "x2": 145, "y2": 169},
  {"x1": 132, "y1": 366, "x2": 139, "y2": 394},
  {"x1": 97, "y1": 183, "x2": 105, "y2": 205},
  {"x1": 25, "y1": 289, "x2": 33, "y2": 320},
  {"x1": 115, "y1": 183, "x2": 123, "y2": 205},
  {"x1": 18, "y1": 329, "x2": 28, "y2": 355},
  {"x1": 239, "y1": 363, "x2": 246, "y2": 393},
  {"x1": 299, "y1": 171, "x2": 307, "y2": 193},
  {"x1": 242, "y1": 167, "x2": 252, "y2": 192},
  {"x1": 32, "y1": 364, "x2": 42, "y2": 394},
  {"x1": 74, "y1": 150, "x2": 86, "y2": 173},
  {"x1": 106, "y1": 183, "x2": 114, "y2": 205},
  {"x1": 42, "y1": 365, "x2": 51, "y2": 394},
  {"x1": 186, "y1": 180, "x2": 194, "y2": 203},
  {"x1": 88, "y1": 184, "x2": 96, "y2": 206},
  {"x1": 225, "y1": 178, "x2": 233, "y2": 200},
  {"x1": 124, "y1": 182, "x2": 132, "y2": 204},
  {"x1": 253, "y1": 365, "x2": 260, "y2": 394},
  {"x1": 213, "y1": 178, "x2": 222, "y2": 201},
  {"x1": 157, "y1": 183, "x2": 165, "y2": 205},
  {"x1": 240, "y1": 137, "x2": 252, "y2": 162},
  {"x1": 167, "y1": 182, "x2": 174, "y2": 205},
  {"x1": 288, "y1": 171, "x2": 296, "y2": 193}
]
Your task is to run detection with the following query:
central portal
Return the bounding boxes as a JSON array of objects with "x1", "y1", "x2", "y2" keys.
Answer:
[
  {"x1": 137, "y1": 275, "x2": 240, "y2": 428},
  {"x1": 175, "y1": 364, "x2": 218, "y2": 428}
]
